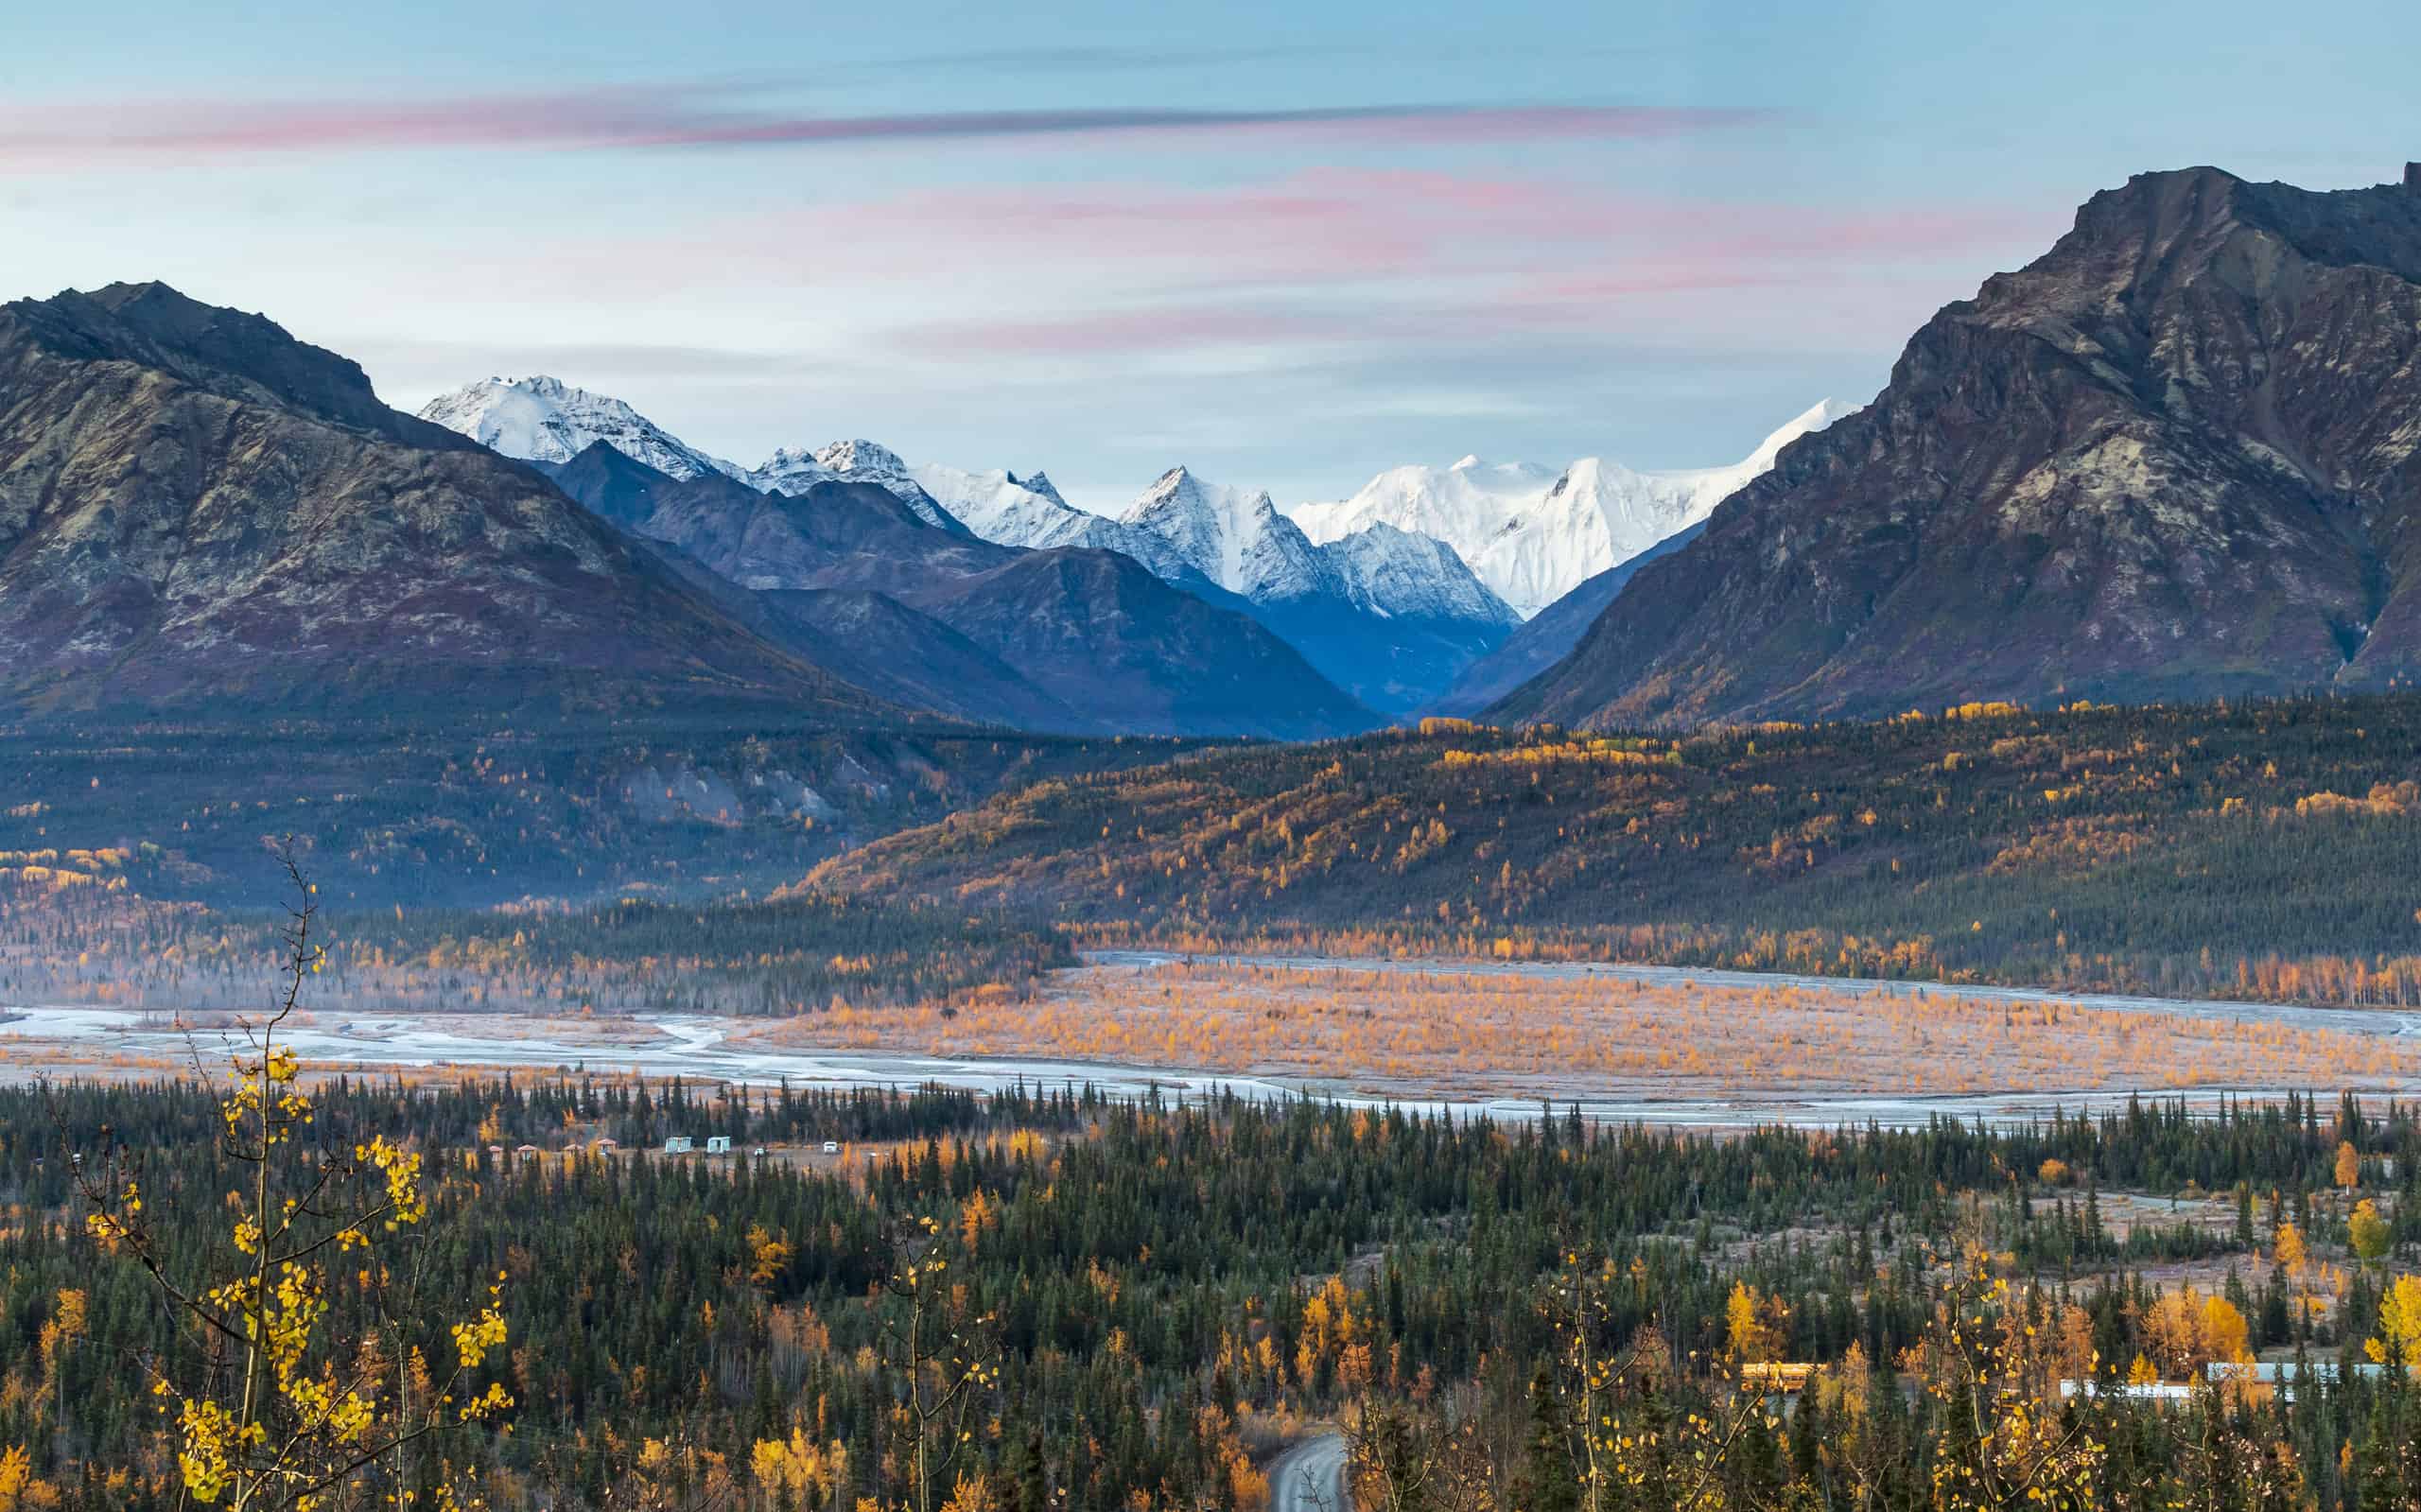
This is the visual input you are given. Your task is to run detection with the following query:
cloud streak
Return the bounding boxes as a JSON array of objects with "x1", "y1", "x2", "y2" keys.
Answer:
[{"x1": 0, "y1": 86, "x2": 1768, "y2": 168}]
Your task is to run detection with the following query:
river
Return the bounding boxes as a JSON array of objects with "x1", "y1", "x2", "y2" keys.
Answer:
[{"x1": 2, "y1": 950, "x2": 2409, "y2": 1129}]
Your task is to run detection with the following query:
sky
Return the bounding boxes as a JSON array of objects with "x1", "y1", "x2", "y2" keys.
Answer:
[{"x1": 6, "y1": 1, "x2": 2418, "y2": 511}]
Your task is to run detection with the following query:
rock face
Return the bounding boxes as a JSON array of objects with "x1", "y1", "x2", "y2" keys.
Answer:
[
  {"x1": 0, "y1": 284, "x2": 872, "y2": 715},
  {"x1": 1501, "y1": 166, "x2": 2421, "y2": 728},
  {"x1": 542, "y1": 443, "x2": 1374, "y2": 739}
]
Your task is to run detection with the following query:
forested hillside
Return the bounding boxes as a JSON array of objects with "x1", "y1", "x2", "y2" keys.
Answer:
[
  {"x1": 9, "y1": 1070, "x2": 2421, "y2": 1507},
  {"x1": 814, "y1": 693, "x2": 2421, "y2": 1005},
  {"x1": 0, "y1": 715, "x2": 1215, "y2": 910}
]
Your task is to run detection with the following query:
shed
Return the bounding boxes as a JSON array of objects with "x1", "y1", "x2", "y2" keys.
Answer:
[{"x1": 705, "y1": 1136, "x2": 732, "y2": 1156}]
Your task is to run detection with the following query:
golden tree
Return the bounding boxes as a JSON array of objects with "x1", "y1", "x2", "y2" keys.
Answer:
[
  {"x1": 73, "y1": 853, "x2": 512, "y2": 1510},
  {"x1": 880, "y1": 1214, "x2": 1001, "y2": 1512},
  {"x1": 2364, "y1": 1276, "x2": 2421, "y2": 1367},
  {"x1": 1911, "y1": 1247, "x2": 2105, "y2": 1511}
]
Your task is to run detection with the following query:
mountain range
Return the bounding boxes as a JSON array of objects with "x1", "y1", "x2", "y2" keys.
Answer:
[
  {"x1": 1504, "y1": 165, "x2": 2421, "y2": 727},
  {"x1": 535, "y1": 440, "x2": 1369, "y2": 739},
  {"x1": 0, "y1": 286, "x2": 1369, "y2": 736},
  {"x1": 421, "y1": 378, "x2": 1522, "y2": 712},
  {"x1": 11, "y1": 163, "x2": 2418, "y2": 739},
  {"x1": 1290, "y1": 400, "x2": 1852, "y2": 617}
]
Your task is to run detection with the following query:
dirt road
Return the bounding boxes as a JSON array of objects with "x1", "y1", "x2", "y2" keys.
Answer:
[{"x1": 1269, "y1": 1434, "x2": 1349, "y2": 1512}]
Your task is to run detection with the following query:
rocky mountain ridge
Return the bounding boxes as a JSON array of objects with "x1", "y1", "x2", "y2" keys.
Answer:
[
  {"x1": 1502, "y1": 165, "x2": 2421, "y2": 727},
  {"x1": 0, "y1": 284, "x2": 873, "y2": 715}
]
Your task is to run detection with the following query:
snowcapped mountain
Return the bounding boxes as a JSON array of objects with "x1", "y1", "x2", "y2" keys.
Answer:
[
  {"x1": 751, "y1": 440, "x2": 963, "y2": 532},
  {"x1": 747, "y1": 445, "x2": 836, "y2": 494},
  {"x1": 1290, "y1": 400, "x2": 1855, "y2": 617},
  {"x1": 905, "y1": 463, "x2": 1142, "y2": 554},
  {"x1": 1326, "y1": 521, "x2": 1518, "y2": 628},
  {"x1": 1110, "y1": 467, "x2": 1518, "y2": 634},
  {"x1": 417, "y1": 375, "x2": 742, "y2": 481},
  {"x1": 1119, "y1": 468, "x2": 1345, "y2": 603},
  {"x1": 1094, "y1": 466, "x2": 1517, "y2": 711}
]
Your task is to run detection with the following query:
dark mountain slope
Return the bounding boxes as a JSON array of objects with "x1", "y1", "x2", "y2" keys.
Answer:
[
  {"x1": 1501, "y1": 166, "x2": 2421, "y2": 728},
  {"x1": 0, "y1": 284, "x2": 882, "y2": 716},
  {"x1": 888, "y1": 548, "x2": 1375, "y2": 741},
  {"x1": 752, "y1": 589, "x2": 1094, "y2": 732},
  {"x1": 601, "y1": 526, "x2": 1091, "y2": 732},
  {"x1": 543, "y1": 442, "x2": 1011, "y2": 592},
  {"x1": 1428, "y1": 521, "x2": 1704, "y2": 715}
]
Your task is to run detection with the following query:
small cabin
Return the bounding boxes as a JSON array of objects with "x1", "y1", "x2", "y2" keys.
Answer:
[
  {"x1": 2061, "y1": 1381, "x2": 2194, "y2": 1402},
  {"x1": 513, "y1": 1144, "x2": 541, "y2": 1161},
  {"x1": 822, "y1": 1140, "x2": 841, "y2": 1155},
  {"x1": 592, "y1": 1137, "x2": 618, "y2": 1152},
  {"x1": 664, "y1": 1136, "x2": 694, "y2": 1155},
  {"x1": 705, "y1": 1136, "x2": 732, "y2": 1156},
  {"x1": 486, "y1": 1144, "x2": 505, "y2": 1159},
  {"x1": 1740, "y1": 1363, "x2": 1816, "y2": 1394}
]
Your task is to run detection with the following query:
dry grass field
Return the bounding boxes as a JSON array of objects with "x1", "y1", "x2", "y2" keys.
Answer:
[{"x1": 752, "y1": 957, "x2": 2421, "y2": 1105}]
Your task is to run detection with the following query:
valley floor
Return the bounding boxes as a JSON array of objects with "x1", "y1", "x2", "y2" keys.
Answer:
[{"x1": 9, "y1": 949, "x2": 2419, "y2": 1127}]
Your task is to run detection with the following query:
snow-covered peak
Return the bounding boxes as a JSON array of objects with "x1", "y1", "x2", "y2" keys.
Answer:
[
  {"x1": 911, "y1": 462, "x2": 1136, "y2": 553},
  {"x1": 752, "y1": 446, "x2": 838, "y2": 493},
  {"x1": 1326, "y1": 521, "x2": 1519, "y2": 628},
  {"x1": 813, "y1": 439, "x2": 913, "y2": 483},
  {"x1": 1111, "y1": 466, "x2": 1509, "y2": 623},
  {"x1": 1287, "y1": 399, "x2": 1853, "y2": 617},
  {"x1": 1011, "y1": 471, "x2": 1067, "y2": 508},
  {"x1": 417, "y1": 375, "x2": 742, "y2": 481},
  {"x1": 751, "y1": 439, "x2": 959, "y2": 530},
  {"x1": 1746, "y1": 399, "x2": 1854, "y2": 469},
  {"x1": 1119, "y1": 467, "x2": 1338, "y2": 600}
]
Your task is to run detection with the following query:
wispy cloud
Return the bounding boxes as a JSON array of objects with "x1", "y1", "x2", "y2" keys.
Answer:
[
  {"x1": 0, "y1": 86, "x2": 1768, "y2": 168},
  {"x1": 608, "y1": 168, "x2": 2049, "y2": 359}
]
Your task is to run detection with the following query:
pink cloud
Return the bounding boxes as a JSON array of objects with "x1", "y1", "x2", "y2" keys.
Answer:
[
  {"x1": 820, "y1": 176, "x2": 2060, "y2": 358},
  {"x1": 650, "y1": 166, "x2": 2048, "y2": 309},
  {"x1": 0, "y1": 88, "x2": 1768, "y2": 169}
]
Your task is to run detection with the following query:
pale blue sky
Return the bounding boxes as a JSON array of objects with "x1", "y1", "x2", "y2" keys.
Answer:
[{"x1": 6, "y1": 1, "x2": 2416, "y2": 506}]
